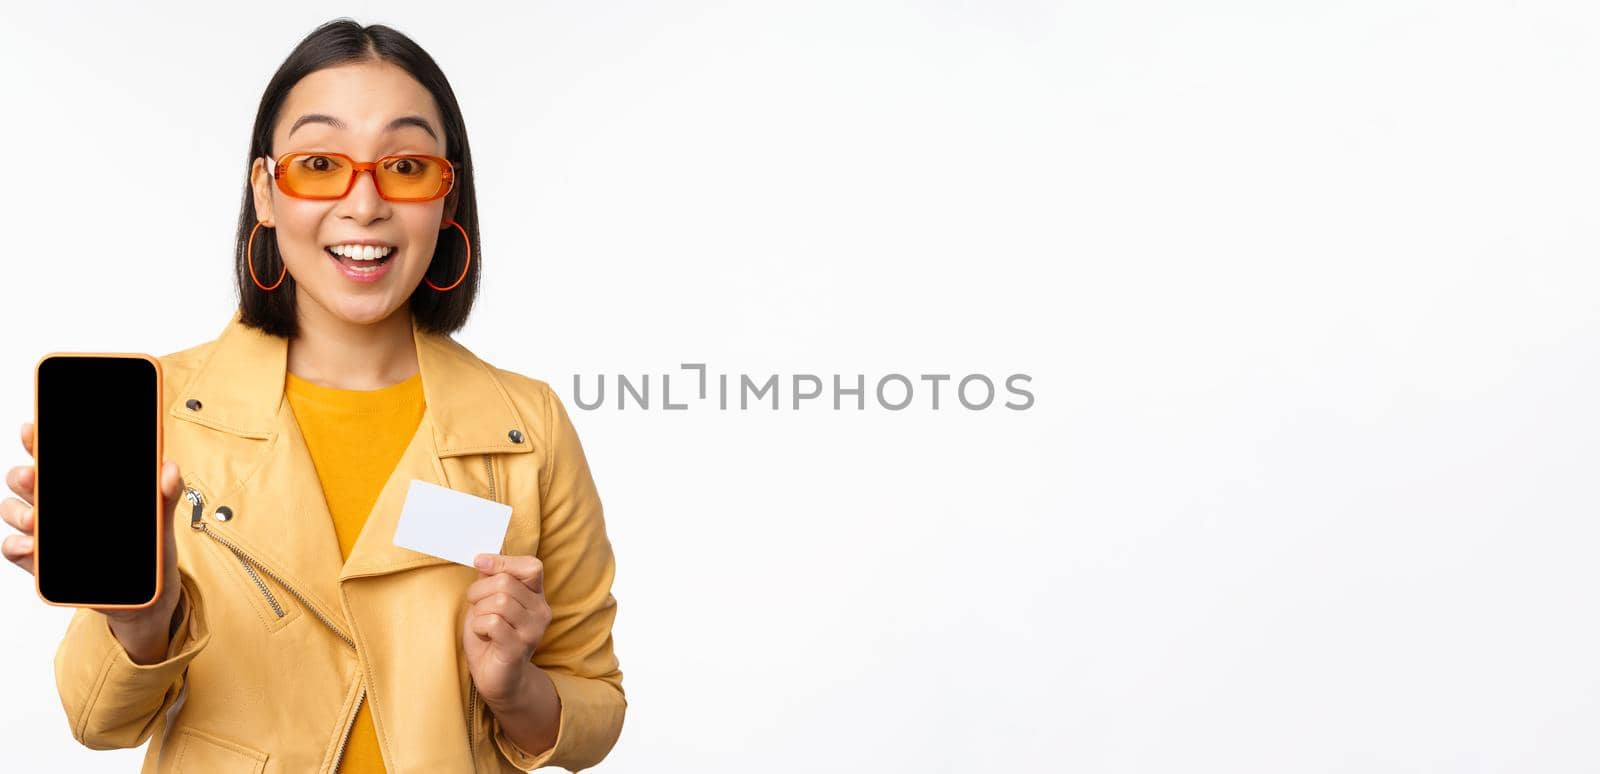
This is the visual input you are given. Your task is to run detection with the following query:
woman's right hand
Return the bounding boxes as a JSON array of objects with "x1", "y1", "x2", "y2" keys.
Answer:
[{"x1": 2, "y1": 421, "x2": 186, "y2": 663}]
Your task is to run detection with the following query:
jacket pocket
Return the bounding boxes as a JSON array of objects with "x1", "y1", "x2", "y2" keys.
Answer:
[
  {"x1": 172, "y1": 726, "x2": 268, "y2": 773},
  {"x1": 183, "y1": 477, "x2": 301, "y2": 633},
  {"x1": 213, "y1": 533, "x2": 302, "y2": 633}
]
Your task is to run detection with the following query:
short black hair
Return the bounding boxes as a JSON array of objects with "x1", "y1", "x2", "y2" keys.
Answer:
[{"x1": 234, "y1": 18, "x2": 479, "y2": 339}]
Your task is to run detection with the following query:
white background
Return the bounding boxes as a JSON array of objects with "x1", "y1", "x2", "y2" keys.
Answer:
[{"x1": 1, "y1": 1, "x2": 1595, "y2": 772}]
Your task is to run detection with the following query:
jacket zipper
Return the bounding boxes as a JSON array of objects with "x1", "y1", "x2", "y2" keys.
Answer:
[
  {"x1": 331, "y1": 684, "x2": 365, "y2": 774},
  {"x1": 229, "y1": 541, "x2": 285, "y2": 618},
  {"x1": 466, "y1": 454, "x2": 498, "y2": 771},
  {"x1": 184, "y1": 482, "x2": 365, "y2": 772},
  {"x1": 482, "y1": 453, "x2": 496, "y2": 503},
  {"x1": 468, "y1": 680, "x2": 479, "y2": 770}
]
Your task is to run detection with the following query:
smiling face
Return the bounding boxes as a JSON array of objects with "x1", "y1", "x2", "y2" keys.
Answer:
[{"x1": 250, "y1": 59, "x2": 457, "y2": 328}]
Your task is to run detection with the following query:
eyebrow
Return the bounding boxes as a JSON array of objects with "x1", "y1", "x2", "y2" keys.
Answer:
[{"x1": 287, "y1": 113, "x2": 439, "y2": 142}]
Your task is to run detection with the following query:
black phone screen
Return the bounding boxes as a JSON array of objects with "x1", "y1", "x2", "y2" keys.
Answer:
[{"x1": 36, "y1": 356, "x2": 160, "y2": 606}]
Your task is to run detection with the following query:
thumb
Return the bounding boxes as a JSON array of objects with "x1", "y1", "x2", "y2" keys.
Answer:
[{"x1": 161, "y1": 461, "x2": 183, "y2": 514}]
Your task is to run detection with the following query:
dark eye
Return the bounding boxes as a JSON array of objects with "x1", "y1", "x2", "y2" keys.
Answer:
[
  {"x1": 296, "y1": 155, "x2": 344, "y2": 174},
  {"x1": 386, "y1": 156, "x2": 431, "y2": 177}
]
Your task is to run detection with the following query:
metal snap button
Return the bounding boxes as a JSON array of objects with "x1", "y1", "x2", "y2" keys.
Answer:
[
  {"x1": 508, "y1": 429, "x2": 524, "y2": 443},
  {"x1": 214, "y1": 506, "x2": 233, "y2": 522},
  {"x1": 186, "y1": 398, "x2": 202, "y2": 411}
]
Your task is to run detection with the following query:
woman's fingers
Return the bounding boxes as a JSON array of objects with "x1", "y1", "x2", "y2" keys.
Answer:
[
  {"x1": 468, "y1": 610, "x2": 512, "y2": 639},
  {"x1": 465, "y1": 557, "x2": 550, "y2": 653},
  {"x1": 467, "y1": 589, "x2": 549, "y2": 652},
  {"x1": 0, "y1": 496, "x2": 33, "y2": 536},
  {"x1": 471, "y1": 554, "x2": 545, "y2": 595},
  {"x1": 6, "y1": 422, "x2": 39, "y2": 573},
  {"x1": 466, "y1": 569, "x2": 542, "y2": 614},
  {"x1": 468, "y1": 608, "x2": 543, "y2": 653},
  {"x1": 1, "y1": 532, "x2": 34, "y2": 576},
  {"x1": 6, "y1": 465, "x2": 34, "y2": 507},
  {"x1": 1, "y1": 495, "x2": 35, "y2": 574}
]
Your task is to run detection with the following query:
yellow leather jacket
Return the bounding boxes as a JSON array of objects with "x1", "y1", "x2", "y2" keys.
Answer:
[{"x1": 51, "y1": 310, "x2": 625, "y2": 772}]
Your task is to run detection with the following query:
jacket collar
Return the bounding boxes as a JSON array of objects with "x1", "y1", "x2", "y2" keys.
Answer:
[{"x1": 172, "y1": 309, "x2": 532, "y2": 458}]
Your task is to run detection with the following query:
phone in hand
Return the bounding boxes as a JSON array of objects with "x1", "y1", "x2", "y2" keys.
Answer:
[{"x1": 33, "y1": 353, "x2": 164, "y2": 608}]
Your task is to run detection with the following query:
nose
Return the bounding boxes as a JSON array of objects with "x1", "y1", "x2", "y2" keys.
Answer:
[{"x1": 335, "y1": 166, "x2": 388, "y2": 223}]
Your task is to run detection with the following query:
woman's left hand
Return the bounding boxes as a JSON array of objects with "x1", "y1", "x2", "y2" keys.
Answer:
[{"x1": 463, "y1": 552, "x2": 552, "y2": 709}]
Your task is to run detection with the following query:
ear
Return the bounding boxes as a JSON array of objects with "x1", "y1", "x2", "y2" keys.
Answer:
[
  {"x1": 250, "y1": 157, "x2": 275, "y2": 226},
  {"x1": 441, "y1": 186, "x2": 459, "y2": 226}
]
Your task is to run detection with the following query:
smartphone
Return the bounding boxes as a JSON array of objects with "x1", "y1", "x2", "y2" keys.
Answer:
[{"x1": 33, "y1": 353, "x2": 164, "y2": 609}]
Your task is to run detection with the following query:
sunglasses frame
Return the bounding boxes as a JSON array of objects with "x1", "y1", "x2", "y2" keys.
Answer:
[{"x1": 265, "y1": 151, "x2": 456, "y2": 202}]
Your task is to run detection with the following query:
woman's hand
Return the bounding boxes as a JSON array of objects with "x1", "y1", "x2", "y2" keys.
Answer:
[
  {"x1": 2, "y1": 420, "x2": 186, "y2": 664},
  {"x1": 463, "y1": 553, "x2": 552, "y2": 708}
]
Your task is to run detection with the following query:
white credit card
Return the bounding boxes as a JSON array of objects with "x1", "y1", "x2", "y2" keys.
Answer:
[{"x1": 392, "y1": 479, "x2": 513, "y2": 568}]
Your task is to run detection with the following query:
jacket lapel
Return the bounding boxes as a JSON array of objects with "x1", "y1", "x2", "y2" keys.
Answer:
[{"x1": 171, "y1": 310, "x2": 536, "y2": 601}]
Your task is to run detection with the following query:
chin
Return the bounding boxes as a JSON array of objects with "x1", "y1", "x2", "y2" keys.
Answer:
[{"x1": 329, "y1": 296, "x2": 405, "y2": 327}]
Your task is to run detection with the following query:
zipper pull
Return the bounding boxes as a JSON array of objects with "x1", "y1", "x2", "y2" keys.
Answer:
[{"x1": 184, "y1": 484, "x2": 205, "y2": 530}]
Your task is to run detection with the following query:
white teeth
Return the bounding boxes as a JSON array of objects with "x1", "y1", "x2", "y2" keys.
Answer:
[{"x1": 328, "y1": 244, "x2": 393, "y2": 260}]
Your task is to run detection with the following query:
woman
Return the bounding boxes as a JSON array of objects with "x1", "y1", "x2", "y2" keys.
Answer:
[{"x1": 1, "y1": 19, "x2": 625, "y2": 773}]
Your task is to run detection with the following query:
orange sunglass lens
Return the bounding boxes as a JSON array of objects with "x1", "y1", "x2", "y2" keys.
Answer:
[
  {"x1": 375, "y1": 155, "x2": 448, "y2": 199},
  {"x1": 279, "y1": 154, "x2": 352, "y2": 197}
]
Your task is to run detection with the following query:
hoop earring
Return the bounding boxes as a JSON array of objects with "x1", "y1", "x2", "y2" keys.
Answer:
[
  {"x1": 246, "y1": 220, "x2": 287, "y2": 292},
  {"x1": 426, "y1": 219, "x2": 472, "y2": 292}
]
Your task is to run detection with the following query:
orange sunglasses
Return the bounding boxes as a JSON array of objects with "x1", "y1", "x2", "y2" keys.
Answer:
[{"x1": 265, "y1": 151, "x2": 455, "y2": 202}]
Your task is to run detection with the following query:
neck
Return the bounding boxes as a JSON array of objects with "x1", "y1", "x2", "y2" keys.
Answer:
[{"x1": 287, "y1": 296, "x2": 419, "y2": 390}]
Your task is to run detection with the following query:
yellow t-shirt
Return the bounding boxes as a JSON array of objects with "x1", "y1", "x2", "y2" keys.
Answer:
[{"x1": 286, "y1": 369, "x2": 426, "y2": 774}]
